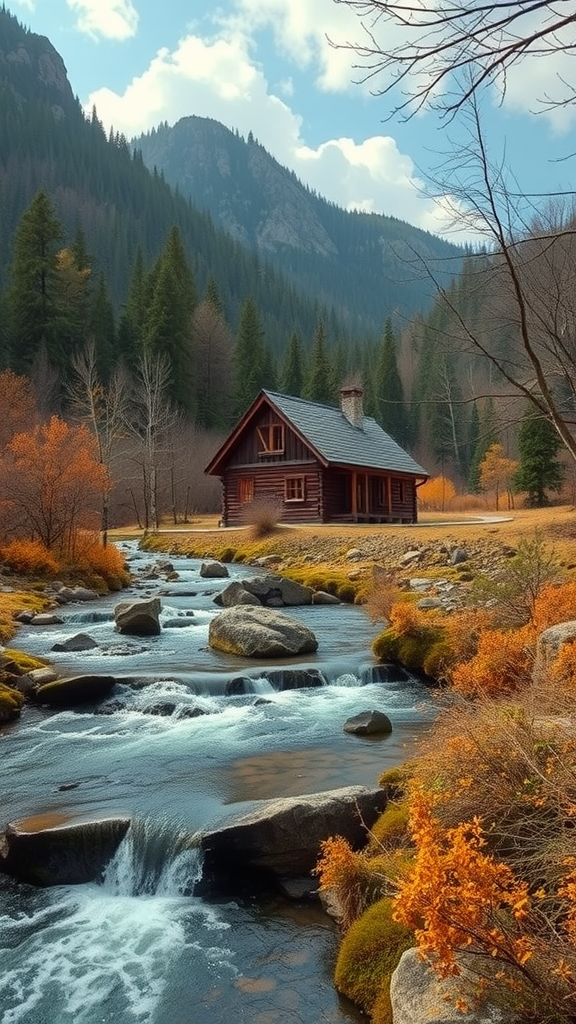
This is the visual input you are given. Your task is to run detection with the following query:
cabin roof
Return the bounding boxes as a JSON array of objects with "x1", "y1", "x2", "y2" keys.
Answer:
[{"x1": 205, "y1": 389, "x2": 428, "y2": 477}]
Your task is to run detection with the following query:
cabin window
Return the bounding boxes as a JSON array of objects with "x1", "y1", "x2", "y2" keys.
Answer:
[
  {"x1": 257, "y1": 422, "x2": 285, "y2": 454},
  {"x1": 285, "y1": 476, "x2": 305, "y2": 502},
  {"x1": 398, "y1": 480, "x2": 406, "y2": 503},
  {"x1": 238, "y1": 476, "x2": 254, "y2": 504}
]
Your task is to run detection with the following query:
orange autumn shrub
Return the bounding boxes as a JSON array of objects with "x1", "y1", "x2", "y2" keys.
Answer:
[
  {"x1": 449, "y1": 623, "x2": 533, "y2": 697},
  {"x1": 315, "y1": 836, "x2": 388, "y2": 930},
  {"x1": 531, "y1": 580, "x2": 576, "y2": 633},
  {"x1": 549, "y1": 639, "x2": 576, "y2": 695},
  {"x1": 441, "y1": 606, "x2": 493, "y2": 666},
  {"x1": 417, "y1": 475, "x2": 457, "y2": 511},
  {"x1": 394, "y1": 786, "x2": 576, "y2": 1022},
  {"x1": 65, "y1": 532, "x2": 129, "y2": 589},
  {"x1": 0, "y1": 538, "x2": 58, "y2": 575}
]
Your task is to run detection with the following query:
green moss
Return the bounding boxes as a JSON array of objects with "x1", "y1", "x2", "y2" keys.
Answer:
[
  {"x1": 377, "y1": 763, "x2": 414, "y2": 792},
  {"x1": 4, "y1": 648, "x2": 47, "y2": 672},
  {"x1": 422, "y1": 639, "x2": 454, "y2": 679},
  {"x1": 368, "y1": 802, "x2": 410, "y2": 849},
  {"x1": 372, "y1": 623, "x2": 446, "y2": 677},
  {"x1": 0, "y1": 682, "x2": 25, "y2": 718},
  {"x1": 334, "y1": 897, "x2": 414, "y2": 1017},
  {"x1": 372, "y1": 627, "x2": 400, "y2": 662},
  {"x1": 219, "y1": 547, "x2": 237, "y2": 562}
]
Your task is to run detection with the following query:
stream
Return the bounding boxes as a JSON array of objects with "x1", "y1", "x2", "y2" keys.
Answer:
[{"x1": 1, "y1": 543, "x2": 436, "y2": 1024}]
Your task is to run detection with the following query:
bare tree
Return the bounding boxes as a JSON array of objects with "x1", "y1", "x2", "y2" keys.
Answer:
[
  {"x1": 411, "y1": 97, "x2": 576, "y2": 465},
  {"x1": 125, "y1": 350, "x2": 182, "y2": 532},
  {"x1": 332, "y1": 1, "x2": 576, "y2": 118},
  {"x1": 68, "y1": 342, "x2": 130, "y2": 545},
  {"x1": 191, "y1": 300, "x2": 233, "y2": 429}
]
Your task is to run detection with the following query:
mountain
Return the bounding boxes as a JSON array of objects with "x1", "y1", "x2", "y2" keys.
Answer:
[
  {"x1": 134, "y1": 117, "x2": 462, "y2": 333},
  {"x1": 0, "y1": 7, "x2": 342, "y2": 354}
]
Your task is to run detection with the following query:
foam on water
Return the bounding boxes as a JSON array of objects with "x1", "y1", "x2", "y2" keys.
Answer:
[{"x1": 0, "y1": 823, "x2": 234, "y2": 1024}]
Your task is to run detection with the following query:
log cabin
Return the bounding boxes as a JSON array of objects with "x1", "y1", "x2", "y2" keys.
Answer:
[{"x1": 205, "y1": 386, "x2": 428, "y2": 526}]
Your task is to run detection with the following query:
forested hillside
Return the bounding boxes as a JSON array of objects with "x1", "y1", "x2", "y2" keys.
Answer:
[
  {"x1": 0, "y1": 7, "x2": 345, "y2": 359},
  {"x1": 134, "y1": 116, "x2": 462, "y2": 333}
]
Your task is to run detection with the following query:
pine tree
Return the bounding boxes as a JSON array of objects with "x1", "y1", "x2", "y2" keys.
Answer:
[
  {"x1": 374, "y1": 318, "x2": 406, "y2": 441},
  {"x1": 304, "y1": 320, "x2": 335, "y2": 404},
  {"x1": 468, "y1": 397, "x2": 498, "y2": 493},
  {"x1": 6, "y1": 191, "x2": 64, "y2": 374},
  {"x1": 281, "y1": 332, "x2": 305, "y2": 396},
  {"x1": 234, "y1": 295, "x2": 265, "y2": 415},
  {"x1": 142, "y1": 226, "x2": 197, "y2": 415},
  {"x1": 89, "y1": 273, "x2": 116, "y2": 379},
  {"x1": 118, "y1": 248, "x2": 146, "y2": 362},
  {"x1": 514, "y1": 407, "x2": 564, "y2": 506},
  {"x1": 204, "y1": 275, "x2": 224, "y2": 316}
]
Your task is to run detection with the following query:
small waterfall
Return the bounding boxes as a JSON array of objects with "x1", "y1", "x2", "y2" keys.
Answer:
[{"x1": 102, "y1": 818, "x2": 202, "y2": 897}]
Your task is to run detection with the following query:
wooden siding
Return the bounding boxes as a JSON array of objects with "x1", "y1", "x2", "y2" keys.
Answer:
[
  {"x1": 222, "y1": 463, "x2": 322, "y2": 525},
  {"x1": 225, "y1": 407, "x2": 315, "y2": 468}
]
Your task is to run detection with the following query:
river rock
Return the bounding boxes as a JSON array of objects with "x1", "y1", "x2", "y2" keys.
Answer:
[
  {"x1": 14, "y1": 665, "x2": 59, "y2": 695},
  {"x1": 197, "y1": 785, "x2": 388, "y2": 887},
  {"x1": 55, "y1": 586, "x2": 100, "y2": 603},
  {"x1": 343, "y1": 710, "x2": 393, "y2": 736},
  {"x1": 361, "y1": 664, "x2": 411, "y2": 684},
  {"x1": 0, "y1": 814, "x2": 131, "y2": 886},
  {"x1": 199, "y1": 560, "x2": 229, "y2": 579},
  {"x1": 30, "y1": 613, "x2": 64, "y2": 626},
  {"x1": 114, "y1": 596, "x2": 161, "y2": 636},
  {"x1": 208, "y1": 606, "x2": 318, "y2": 658},
  {"x1": 533, "y1": 620, "x2": 576, "y2": 679},
  {"x1": 390, "y1": 948, "x2": 512, "y2": 1024},
  {"x1": 450, "y1": 547, "x2": 469, "y2": 565},
  {"x1": 51, "y1": 632, "x2": 99, "y2": 652},
  {"x1": 312, "y1": 590, "x2": 340, "y2": 605},
  {"x1": 214, "y1": 581, "x2": 262, "y2": 607},
  {"x1": 243, "y1": 574, "x2": 313, "y2": 607},
  {"x1": 33, "y1": 674, "x2": 116, "y2": 707},
  {"x1": 265, "y1": 668, "x2": 326, "y2": 690}
]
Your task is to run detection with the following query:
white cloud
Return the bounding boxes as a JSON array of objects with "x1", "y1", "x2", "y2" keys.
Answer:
[
  {"x1": 67, "y1": 0, "x2": 138, "y2": 41},
  {"x1": 13, "y1": 0, "x2": 35, "y2": 10},
  {"x1": 85, "y1": 5, "x2": 469, "y2": 239},
  {"x1": 223, "y1": 0, "x2": 373, "y2": 94}
]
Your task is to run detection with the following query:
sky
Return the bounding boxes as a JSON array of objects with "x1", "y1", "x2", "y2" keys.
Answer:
[{"x1": 9, "y1": 0, "x2": 576, "y2": 242}]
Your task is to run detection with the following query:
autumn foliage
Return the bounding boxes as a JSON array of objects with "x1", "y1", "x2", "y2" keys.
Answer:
[
  {"x1": 417, "y1": 474, "x2": 457, "y2": 511},
  {"x1": 0, "y1": 372, "x2": 125, "y2": 588}
]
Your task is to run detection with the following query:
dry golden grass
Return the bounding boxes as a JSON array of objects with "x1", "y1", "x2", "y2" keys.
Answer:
[{"x1": 124, "y1": 504, "x2": 576, "y2": 576}]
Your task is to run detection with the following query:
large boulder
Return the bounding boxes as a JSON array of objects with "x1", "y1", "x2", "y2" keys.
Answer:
[
  {"x1": 244, "y1": 574, "x2": 314, "y2": 606},
  {"x1": 390, "y1": 948, "x2": 513, "y2": 1024},
  {"x1": 114, "y1": 596, "x2": 161, "y2": 636},
  {"x1": 0, "y1": 814, "x2": 131, "y2": 886},
  {"x1": 343, "y1": 710, "x2": 393, "y2": 736},
  {"x1": 208, "y1": 605, "x2": 318, "y2": 658},
  {"x1": 214, "y1": 581, "x2": 262, "y2": 607},
  {"x1": 198, "y1": 785, "x2": 387, "y2": 887},
  {"x1": 534, "y1": 620, "x2": 576, "y2": 680},
  {"x1": 199, "y1": 560, "x2": 229, "y2": 579},
  {"x1": 33, "y1": 674, "x2": 116, "y2": 707},
  {"x1": 51, "y1": 632, "x2": 99, "y2": 652}
]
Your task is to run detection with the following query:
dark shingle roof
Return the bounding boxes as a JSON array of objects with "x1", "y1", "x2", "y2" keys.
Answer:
[{"x1": 264, "y1": 390, "x2": 427, "y2": 476}]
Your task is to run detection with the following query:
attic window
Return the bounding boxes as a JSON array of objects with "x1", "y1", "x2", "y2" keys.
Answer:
[{"x1": 257, "y1": 423, "x2": 285, "y2": 454}]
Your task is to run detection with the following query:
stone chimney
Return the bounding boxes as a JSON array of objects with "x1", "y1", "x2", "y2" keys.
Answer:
[{"x1": 340, "y1": 385, "x2": 364, "y2": 429}]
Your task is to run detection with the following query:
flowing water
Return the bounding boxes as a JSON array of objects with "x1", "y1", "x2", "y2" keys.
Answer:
[{"x1": 1, "y1": 544, "x2": 436, "y2": 1024}]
